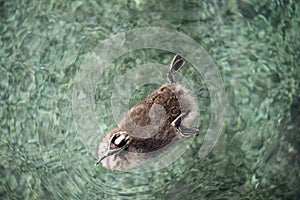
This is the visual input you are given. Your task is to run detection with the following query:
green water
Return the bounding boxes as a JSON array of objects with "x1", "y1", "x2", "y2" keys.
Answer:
[{"x1": 1, "y1": 0, "x2": 299, "y2": 199}]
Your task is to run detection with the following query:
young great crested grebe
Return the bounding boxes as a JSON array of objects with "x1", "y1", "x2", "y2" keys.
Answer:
[{"x1": 96, "y1": 55, "x2": 199, "y2": 170}]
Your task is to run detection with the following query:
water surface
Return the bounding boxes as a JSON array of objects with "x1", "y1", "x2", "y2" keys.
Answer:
[{"x1": 1, "y1": 0, "x2": 299, "y2": 199}]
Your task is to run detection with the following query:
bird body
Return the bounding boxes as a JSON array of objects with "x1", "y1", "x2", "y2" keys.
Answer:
[{"x1": 96, "y1": 55, "x2": 199, "y2": 170}]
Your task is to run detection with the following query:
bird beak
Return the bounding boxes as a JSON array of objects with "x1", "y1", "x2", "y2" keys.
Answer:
[{"x1": 95, "y1": 155, "x2": 107, "y2": 166}]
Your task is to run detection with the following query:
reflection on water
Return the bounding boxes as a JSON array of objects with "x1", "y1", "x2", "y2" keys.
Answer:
[{"x1": 1, "y1": 0, "x2": 299, "y2": 199}]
